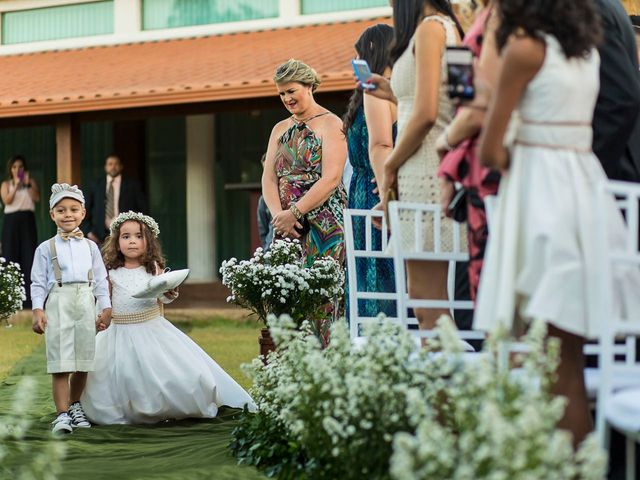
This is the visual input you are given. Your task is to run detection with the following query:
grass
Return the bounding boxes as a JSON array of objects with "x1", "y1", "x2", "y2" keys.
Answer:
[
  {"x1": 0, "y1": 318, "x2": 44, "y2": 380},
  {"x1": 0, "y1": 311, "x2": 262, "y2": 390}
]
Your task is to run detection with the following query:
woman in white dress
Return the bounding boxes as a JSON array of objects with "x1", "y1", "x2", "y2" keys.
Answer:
[
  {"x1": 369, "y1": 0, "x2": 466, "y2": 331},
  {"x1": 476, "y1": 0, "x2": 640, "y2": 446},
  {"x1": 82, "y1": 212, "x2": 255, "y2": 425}
]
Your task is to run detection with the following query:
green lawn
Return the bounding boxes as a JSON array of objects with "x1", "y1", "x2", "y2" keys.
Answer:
[
  {"x1": 0, "y1": 313, "x2": 262, "y2": 389},
  {"x1": 0, "y1": 313, "x2": 266, "y2": 480},
  {"x1": 0, "y1": 319, "x2": 44, "y2": 380}
]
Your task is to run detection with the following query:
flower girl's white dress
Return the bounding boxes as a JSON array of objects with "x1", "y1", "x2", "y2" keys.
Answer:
[{"x1": 82, "y1": 266, "x2": 255, "y2": 425}]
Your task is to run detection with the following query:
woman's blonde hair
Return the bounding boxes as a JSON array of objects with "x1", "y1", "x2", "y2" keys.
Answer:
[{"x1": 273, "y1": 59, "x2": 321, "y2": 92}]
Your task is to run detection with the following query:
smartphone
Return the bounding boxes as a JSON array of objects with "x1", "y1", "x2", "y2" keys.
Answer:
[
  {"x1": 352, "y1": 59, "x2": 376, "y2": 90},
  {"x1": 17, "y1": 168, "x2": 24, "y2": 182},
  {"x1": 445, "y1": 46, "x2": 475, "y2": 100}
]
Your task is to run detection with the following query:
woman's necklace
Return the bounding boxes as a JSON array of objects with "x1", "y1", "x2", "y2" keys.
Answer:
[{"x1": 293, "y1": 109, "x2": 329, "y2": 124}]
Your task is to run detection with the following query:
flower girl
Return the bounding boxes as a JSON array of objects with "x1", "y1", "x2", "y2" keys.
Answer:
[{"x1": 81, "y1": 211, "x2": 255, "y2": 425}]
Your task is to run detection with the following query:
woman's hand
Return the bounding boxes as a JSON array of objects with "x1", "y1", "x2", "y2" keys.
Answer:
[
  {"x1": 435, "y1": 132, "x2": 452, "y2": 161},
  {"x1": 371, "y1": 201, "x2": 385, "y2": 230},
  {"x1": 439, "y1": 177, "x2": 455, "y2": 219},
  {"x1": 21, "y1": 171, "x2": 30, "y2": 186},
  {"x1": 271, "y1": 209, "x2": 302, "y2": 238},
  {"x1": 382, "y1": 163, "x2": 398, "y2": 198},
  {"x1": 361, "y1": 74, "x2": 397, "y2": 104}
]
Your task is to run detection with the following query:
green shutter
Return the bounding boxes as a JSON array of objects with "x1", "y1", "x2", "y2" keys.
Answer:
[
  {"x1": 0, "y1": 126, "x2": 57, "y2": 243},
  {"x1": 301, "y1": 0, "x2": 387, "y2": 15},
  {"x1": 142, "y1": 0, "x2": 278, "y2": 30},
  {"x1": 146, "y1": 117, "x2": 187, "y2": 269},
  {"x1": 2, "y1": 1, "x2": 114, "y2": 45}
]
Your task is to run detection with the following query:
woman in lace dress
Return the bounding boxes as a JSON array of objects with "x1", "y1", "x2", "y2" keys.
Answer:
[{"x1": 367, "y1": 0, "x2": 465, "y2": 330}]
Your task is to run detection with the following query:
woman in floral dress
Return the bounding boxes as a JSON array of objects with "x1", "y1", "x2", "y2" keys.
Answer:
[{"x1": 261, "y1": 59, "x2": 347, "y2": 268}]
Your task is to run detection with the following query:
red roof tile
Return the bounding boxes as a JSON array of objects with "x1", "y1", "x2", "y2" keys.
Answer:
[{"x1": 0, "y1": 18, "x2": 391, "y2": 118}]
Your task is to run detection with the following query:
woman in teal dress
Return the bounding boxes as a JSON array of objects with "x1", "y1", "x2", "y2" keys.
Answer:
[
  {"x1": 343, "y1": 24, "x2": 396, "y2": 318},
  {"x1": 261, "y1": 59, "x2": 347, "y2": 269}
]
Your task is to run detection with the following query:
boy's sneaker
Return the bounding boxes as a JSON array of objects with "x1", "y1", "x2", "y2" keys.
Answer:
[
  {"x1": 51, "y1": 412, "x2": 73, "y2": 435},
  {"x1": 68, "y1": 401, "x2": 91, "y2": 428}
]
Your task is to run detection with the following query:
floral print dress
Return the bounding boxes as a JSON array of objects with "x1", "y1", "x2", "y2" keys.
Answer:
[{"x1": 274, "y1": 114, "x2": 347, "y2": 267}]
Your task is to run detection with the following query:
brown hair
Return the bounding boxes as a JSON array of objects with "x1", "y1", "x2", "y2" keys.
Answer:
[
  {"x1": 101, "y1": 220, "x2": 165, "y2": 274},
  {"x1": 5, "y1": 154, "x2": 27, "y2": 180}
]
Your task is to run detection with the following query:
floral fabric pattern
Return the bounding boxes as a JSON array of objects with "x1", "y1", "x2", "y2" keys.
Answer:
[{"x1": 274, "y1": 121, "x2": 347, "y2": 267}]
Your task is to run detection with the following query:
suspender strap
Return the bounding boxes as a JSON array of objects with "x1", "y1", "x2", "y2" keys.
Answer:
[
  {"x1": 48, "y1": 237, "x2": 95, "y2": 286},
  {"x1": 86, "y1": 239, "x2": 94, "y2": 283},
  {"x1": 48, "y1": 238, "x2": 62, "y2": 286}
]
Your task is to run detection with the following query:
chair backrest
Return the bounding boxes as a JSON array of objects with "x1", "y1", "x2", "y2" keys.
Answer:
[
  {"x1": 344, "y1": 208, "x2": 397, "y2": 339},
  {"x1": 387, "y1": 201, "x2": 482, "y2": 343},
  {"x1": 595, "y1": 180, "x2": 640, "y2": 439}
]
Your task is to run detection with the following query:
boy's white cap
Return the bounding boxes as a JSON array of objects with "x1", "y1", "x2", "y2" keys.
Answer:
[{"x1": 49, "y1": 183, "x2": 85, "y2": 209}]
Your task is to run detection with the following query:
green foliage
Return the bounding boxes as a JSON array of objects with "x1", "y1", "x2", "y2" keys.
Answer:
[
  {"x1": 0, "y1": 258, "x2": 26, "y2": 323},
  {"x1": 230, "y1": 408, "x2": 307, "y2": 479}
]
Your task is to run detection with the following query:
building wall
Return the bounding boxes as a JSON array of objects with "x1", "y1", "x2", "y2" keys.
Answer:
[{"x1": 0, "y1": 0, "x2": 391, "y2": 54}]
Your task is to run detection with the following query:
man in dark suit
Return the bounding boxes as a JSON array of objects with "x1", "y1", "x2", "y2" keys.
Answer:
[
  {"x1": 83, "y1": 154, "x2": 147, "y2": 242},
  {"x1": 593, "y1": 0, "x2": 640, "y2": 183}
]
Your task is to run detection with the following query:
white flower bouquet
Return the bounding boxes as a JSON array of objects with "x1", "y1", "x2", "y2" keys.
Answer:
[
  {"x1": 230, "y1": 315, "x2": 607, "y2": 479},
  {"x1": 220, "y1": 239, "x2": 344, "y2": 328},
  {"x1": 0, "y1": 257, "x2": 26, "y2": 326}
]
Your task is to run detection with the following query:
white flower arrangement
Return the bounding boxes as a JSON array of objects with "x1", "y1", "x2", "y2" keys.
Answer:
[
  {"x1": 109, "y1": 211, "x2": 160, "y2": 237},
  {"x1": 220, "y1": 239, "x2": 344, "y2": 328},
  {"x1": 0, "y1": 257, "x2": 26, "y2": 326},
  {"x1": 231, "y1": 315, "x2": 608, "y2": 479}
]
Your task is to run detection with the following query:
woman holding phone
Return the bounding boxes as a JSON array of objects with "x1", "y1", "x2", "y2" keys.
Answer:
[
  {"x1": 344, "y1": 23, "x2": 396, "y2": 318},
  {"x1": 435, "y1": 0, "x2": 501, "y2": 301},
  {"x1": 261, "y1": 59, "x2": 347, "y2": 268},
  {"x1": 366, "y1": 0, "x2": 466, "y2": 331},
  {"x1": 1, "y1": 154, "x2": 40, "y2": 308}
]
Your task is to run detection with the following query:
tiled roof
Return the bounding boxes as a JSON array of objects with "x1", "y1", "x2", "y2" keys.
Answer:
[{"x1": 0, "y1": 18, "x2": 390, "y2": 118}]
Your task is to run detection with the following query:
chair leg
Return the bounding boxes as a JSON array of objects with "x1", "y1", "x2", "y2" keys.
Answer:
[{"x1": 626, "y1": 436, "x2": 636, "y2": 480}]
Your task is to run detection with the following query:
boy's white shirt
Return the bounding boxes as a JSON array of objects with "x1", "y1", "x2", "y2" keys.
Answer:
[{"x1": 30, "y1": 235, "x2": 111, "y2": 311}]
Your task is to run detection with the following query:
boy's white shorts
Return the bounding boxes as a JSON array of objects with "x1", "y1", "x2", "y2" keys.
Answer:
[{"x1": 44, "y1": 284, "x2": 96, "y2": 374}]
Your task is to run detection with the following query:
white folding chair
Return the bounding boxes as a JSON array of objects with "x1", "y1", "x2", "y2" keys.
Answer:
[
  {"x1": 595, "y1": 180, "x2": 640, "y2": 480},
  {"x1": 344, "y1": 208, "x2": 397, "y2": 342},
  {"x1": 387, "y1": 201, "x2": 484, "y2": 346}
]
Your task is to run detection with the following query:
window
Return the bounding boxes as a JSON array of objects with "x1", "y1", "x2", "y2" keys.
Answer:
[
  {"x1": 301, "y1": 0, "x2": 387, "y2": 15},
  {"x1": 142, "y1": 0, "x2": 278, "y2": 30},
  {"x1": 2, "y1": 1, "x2": 114, "y2": 45}
]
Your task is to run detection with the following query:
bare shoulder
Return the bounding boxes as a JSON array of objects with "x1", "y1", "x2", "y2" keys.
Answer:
[
  {"x1": 317, "y1": 112, "x2": 344, "y2": 138},
  {"x1": 271, "y1": 118, "x2": 292, "y2": 139},
  {"x1": 503, "y1": 34, "x2": 546, "y2": 72},
  {"x1": 415, "y1": 16, "x2": 447, "y2": 44}
]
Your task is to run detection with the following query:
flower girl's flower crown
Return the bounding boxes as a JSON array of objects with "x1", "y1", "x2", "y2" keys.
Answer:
[{"x1": 109, "y1": 211, "x2": 160, "y2": 238}]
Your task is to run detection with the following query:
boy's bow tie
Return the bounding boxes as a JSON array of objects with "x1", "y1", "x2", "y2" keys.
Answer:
[{"x1": 58, "y1": 229, "x2": 84, "y2": 241}]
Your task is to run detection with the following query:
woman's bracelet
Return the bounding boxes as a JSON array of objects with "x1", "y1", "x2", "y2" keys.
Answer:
[{"x1": 289, "y1": 203, "x2": 304, "y2": 221}]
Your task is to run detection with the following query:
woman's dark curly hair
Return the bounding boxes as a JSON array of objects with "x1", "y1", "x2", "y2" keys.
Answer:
[
  {"x1": 495, "y1": 0, "x2": 602, "y2": 58},
  {"x1": 390, "y1": 0, "x2": 464, "y2": 66},
  {"x1": 342, "y1": 24, "x2": 394, "y2": 135},
  {"x1": 101, "y1": 220, "x2": 165, "y2": 274}
]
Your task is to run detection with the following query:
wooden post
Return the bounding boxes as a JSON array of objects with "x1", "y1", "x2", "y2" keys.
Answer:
[{"x1": 56, "y1": 115, "x2": 81, "y2": 185}]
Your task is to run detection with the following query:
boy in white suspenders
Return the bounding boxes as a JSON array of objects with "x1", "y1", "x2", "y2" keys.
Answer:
[{"x1": 31, "y1": 183, "x2": 112, "y2": 434}]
